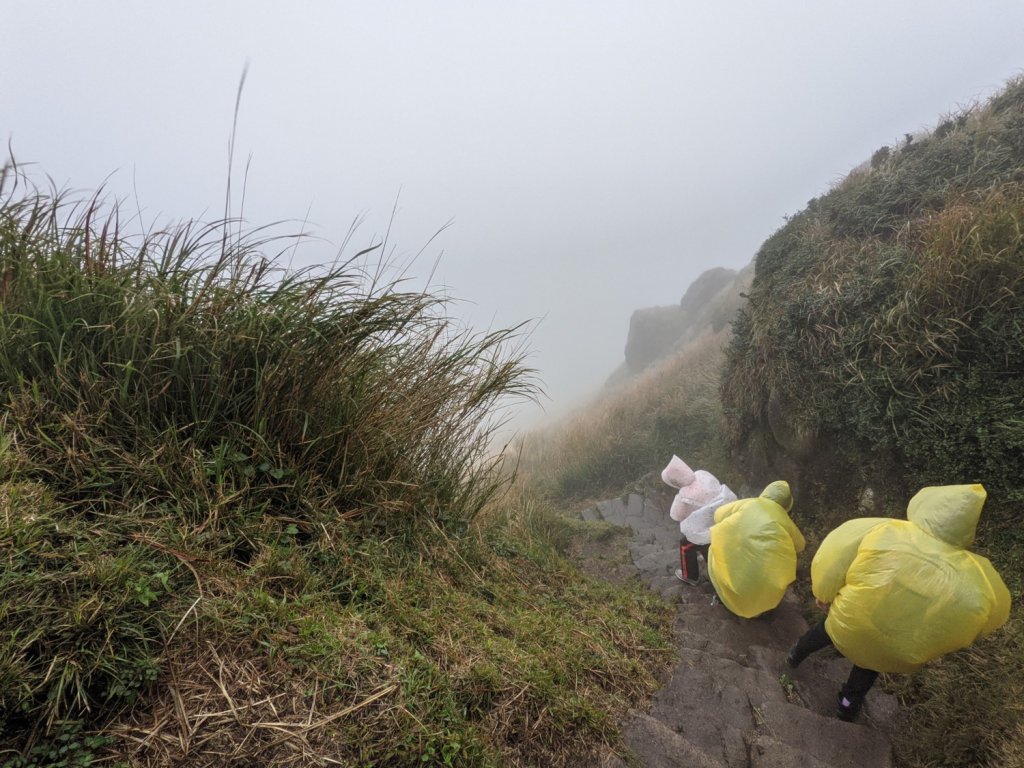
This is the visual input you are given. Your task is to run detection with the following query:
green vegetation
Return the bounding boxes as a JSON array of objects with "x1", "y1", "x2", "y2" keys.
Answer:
[
  {"x1": 723, "y1": 76, "x2": 1024, "y2": 511},
  {"x1": 0, "y1": 166, "x2": 672, "y2": 767},
  {"x1": 884, "y1": 611, "x2": 1024, "y2": 768},
  {"x1": 9, "y1": 71, "x2": 1024, "y2": 768}
]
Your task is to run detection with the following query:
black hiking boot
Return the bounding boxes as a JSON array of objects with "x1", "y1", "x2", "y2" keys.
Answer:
[
  {"x1": 674, "y1": 568, "x2": 700, "y2": 586},
  {"x1": 836, "y1": 693, "x2": 862, "y2": 722}
]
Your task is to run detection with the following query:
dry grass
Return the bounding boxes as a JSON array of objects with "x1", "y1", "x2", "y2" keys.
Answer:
[
  {"x1": 887, "y1": 611, "x2": 1024, "y2": 768},
  {"x1": 108, "y1": 642, "x2": 398, "y2": 767}
]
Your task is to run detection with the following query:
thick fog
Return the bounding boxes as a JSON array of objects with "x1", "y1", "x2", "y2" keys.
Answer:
[{"x1": 4, "y1": 2, "x2": 1023, "y2": 430}]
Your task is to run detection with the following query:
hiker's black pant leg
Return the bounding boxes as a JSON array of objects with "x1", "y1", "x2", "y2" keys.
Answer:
[
  {"x1": 679, "y1": 537, "x2": 709, "y2": 581},
  {"x1": 792, "y1": 622, "x2": 880, "y2": 712},
  {"x1": 791, "y1": 621, "x2": 833, "y2": 662},
  {"x1": 840, "y1": 666, "x2": 879, "y2": 707}
]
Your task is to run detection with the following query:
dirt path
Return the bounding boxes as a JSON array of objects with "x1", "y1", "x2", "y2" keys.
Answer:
[{"x1": 578, "y1": 484, "x2": 897, "y2": 768}]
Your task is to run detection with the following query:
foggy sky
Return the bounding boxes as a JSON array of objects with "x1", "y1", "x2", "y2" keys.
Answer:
[{"x1": 4, "y1": 2, "x2": 1023, "y2": 430}]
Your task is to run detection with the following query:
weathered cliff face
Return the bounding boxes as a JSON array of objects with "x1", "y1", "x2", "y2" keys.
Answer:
[{"x1": 622, "y1": 265, "x2": 750, "y2": 375}]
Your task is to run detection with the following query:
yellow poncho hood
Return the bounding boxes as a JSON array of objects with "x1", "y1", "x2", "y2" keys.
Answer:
[
  {"x1": 812, "y1": 484, "x2": 1010, "y2": 674},
  {"x1": 906, "y1": 483, "x2": 984, "y2": 548}
]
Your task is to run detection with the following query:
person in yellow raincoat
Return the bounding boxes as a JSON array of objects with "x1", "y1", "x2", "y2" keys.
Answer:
[
  {"x1": 785, "y1": 483, "x2": 1010, "y2": 721},
  {"x1": 707, "y1": 480, "x2": 806, "y2": 618}
]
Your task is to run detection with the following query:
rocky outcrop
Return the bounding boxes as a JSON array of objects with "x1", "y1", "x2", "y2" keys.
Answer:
[
  {"x1": 578, "y1": 486, "x2": 897, "y2": 768},
  {"x1": 624, "y1": 305, "x2": 691, "y2": 372},
  {"x1": 622, "y1": 266, "x2": 751, "y2": 375}
]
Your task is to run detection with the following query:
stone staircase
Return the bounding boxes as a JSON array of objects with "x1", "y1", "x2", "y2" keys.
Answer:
[{"x1": 579, "y1": 489, "x2": 897, "y2": 768}]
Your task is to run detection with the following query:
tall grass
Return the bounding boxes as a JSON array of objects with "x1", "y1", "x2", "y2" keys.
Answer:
[
  {"x1": 0, "y1": 162, "x2": 533, "y2": 537},
  {"x1": 0, "y1": 162, "x2": 677, "y2": 767}
]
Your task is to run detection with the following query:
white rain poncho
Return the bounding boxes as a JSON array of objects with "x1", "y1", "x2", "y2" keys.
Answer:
[
  {"x1": 661, "y1": 455, "x2": 736, "y2": 546},
  {"x1": 707, "y1": 480, "x2": 806, "y2": 618},
  {"x1": 812, "y1": 483, "x2": 1011, "y2": 674}
]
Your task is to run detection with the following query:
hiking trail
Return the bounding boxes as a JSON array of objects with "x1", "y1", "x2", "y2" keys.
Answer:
[{"x1": 575, "y1": 481, "x2": 898, "y2": 768}]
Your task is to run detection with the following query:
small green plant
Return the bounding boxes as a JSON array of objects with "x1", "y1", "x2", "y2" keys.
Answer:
[
  {"x1": 132, "y1": 571, "x2": 170, "y2": 607},
  {"x1": 1, "y1": 721, "x2": 111, "y2": 768},
  {"x1": 778, "y1": 672, "x2": 800, "y2": 705}
]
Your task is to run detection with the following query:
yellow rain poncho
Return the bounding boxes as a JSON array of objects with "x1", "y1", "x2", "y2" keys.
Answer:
[
  {"x1": 708, "y1": 481, "x2": 806, "y2": 618},
  {"x1": 812, "y1": 484, "x2": 1011, "y2": 674}
]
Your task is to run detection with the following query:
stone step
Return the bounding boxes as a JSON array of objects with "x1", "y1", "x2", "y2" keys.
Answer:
[
  {"x1": 673, "y1": 596, "x2": 808, "y2": 661},
  {"x1": 754, "y1": 698, "x2": 894, "y2": 768},
  {"x1": 628, "y1": 529, "x2": 680, "y2": 549},
  {"x1": 786, "y1": 653, "x2": 900, "y2": 727},
  {"x1": 643, "y1": 496, "x2": 670, "y2": 525},
  {"x1": 641, "y1": 647, "x2": 894, "y2": 768},
  {"x1": 621, "y1": 709, "x2": 726, "y2": 768},
  {"x1": 647, "y1": 647, "x2": 792, "y2": 766},
  {"x1": 629, "y1": 541, "x2": 664, "y2": 560},
  {"x1": 595, "y1": 497, "x2": 629, "y2": 522},
  {"x1": 635, "y1": 549, "x2": 679, "y2": 575},
  {"x1": 674, "y1": 630, "x2": 749, "y2": 665},
  {"x1": 624, "y1": 493, "x2": 647, "y2": 521},
  {"x1": 593, "y1": 493, "x2": 676, "y2": 528},
  {"x1": 668, "y1": 636, "x2": 795, "y2": 682},
  {"x1": 583, "y1": 494, "x2": 896, "y2": 768},
  {"x1": 657, "y1": 582, "x2": 687, "y2": 602},
  {"x1": 747, "y1": 734, "x2": 837, "y2": 768}
]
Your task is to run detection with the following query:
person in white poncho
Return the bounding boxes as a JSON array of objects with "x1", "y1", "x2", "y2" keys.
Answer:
[{"x1": 661, "y1": 455, "x2": 737, "y2": 584}]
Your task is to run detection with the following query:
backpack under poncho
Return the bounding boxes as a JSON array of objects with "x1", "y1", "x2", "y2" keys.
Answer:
[
  {"x1": 708, "y1": 480, "x2": 805, "y2": 618},
  {"x1": 812, "y1": 484, "x2": 1010, "y2": 674}
]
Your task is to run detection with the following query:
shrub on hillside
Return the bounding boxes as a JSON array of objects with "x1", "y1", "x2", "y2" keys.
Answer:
[{"x1": 723, "y1": 77, "x2": 1024, "y2": 515}]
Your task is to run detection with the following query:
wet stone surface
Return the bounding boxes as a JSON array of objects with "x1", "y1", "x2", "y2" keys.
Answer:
[{"x1": 579, "y1": 485, "x2": 897, "y2": 768}]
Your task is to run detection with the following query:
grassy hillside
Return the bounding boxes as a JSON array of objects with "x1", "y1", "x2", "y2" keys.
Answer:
[
  {"x1": 723, "y1": 76, "x2": 1024, "y2": 513},
  {"x1": 521, "y1": 263, "x2": 752, "y2": 502},
  {"x1": 0, "y1": 166, "x2": 673, "y2": 767}
]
